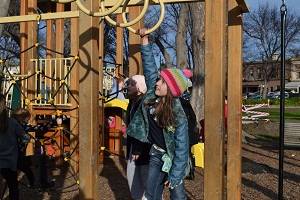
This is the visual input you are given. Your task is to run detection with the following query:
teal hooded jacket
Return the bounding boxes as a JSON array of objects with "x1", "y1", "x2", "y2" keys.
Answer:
[{"x1": 126, "y1": 44, "x2": 190, "y2": 188}]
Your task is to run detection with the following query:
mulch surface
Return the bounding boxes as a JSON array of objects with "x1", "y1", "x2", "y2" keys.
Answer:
[{"x1": 1, "y1": 140, "x2": 299, "y2": 200}]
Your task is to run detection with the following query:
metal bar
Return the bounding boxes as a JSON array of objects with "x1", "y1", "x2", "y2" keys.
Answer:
[{"x1": 279, "y1": 2, "x2": 287, "y2": 199}]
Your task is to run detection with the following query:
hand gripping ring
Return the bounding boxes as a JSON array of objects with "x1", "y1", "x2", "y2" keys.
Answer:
[
  {"x1": 76, "y1": 0, "x2": 124, "y2": 17},
  {"x1": 102, "y1": 0, "x2": 149, "y2": 28},
  {"x1": 123, "y1": 0, "x2": 165, "y2": 34}
]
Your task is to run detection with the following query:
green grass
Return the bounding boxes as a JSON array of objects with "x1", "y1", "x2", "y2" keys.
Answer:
[
  {"x1": 256, "y1": 107, "x2": 300, "y2": 122},
  {"x1": 242, "y1": 107, "x2": 300, "y2": 121}
]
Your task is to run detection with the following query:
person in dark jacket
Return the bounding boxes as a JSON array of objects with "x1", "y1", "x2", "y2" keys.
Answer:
[
  {"x1": 12, "y1": 108, "x2": 35, "y2": 188},
  {"x1": 0, "y1": 94, "x2": 27, "y2": 200},
  {"x1": 124, "y1": 75, "x2": 151, "y2": 199},
  {"x1": 126, "y1": 29, "x2": 191, "y2": 200},
  {"x1": 179, "y1": 91, "x2": 199, "y2": 180}
]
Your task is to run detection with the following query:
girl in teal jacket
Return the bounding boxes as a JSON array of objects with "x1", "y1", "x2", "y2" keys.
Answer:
[{"x1": 126, "y1": 30, "x2": 192, "y2": 200}]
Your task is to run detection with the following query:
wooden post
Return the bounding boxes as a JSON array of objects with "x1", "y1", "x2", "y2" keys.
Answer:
[
  {"x1": 55, "y1": 2, "x2": 65, "y2": 160},
  {"x1": 27, "y1": 0, "x2": 37, "y2": 119},
  {"x1": 204, "y1": 0, "x2": 227, "y2": 199},
  {"x1": 70, "y1": 1, "x2": 79, "y2": 176},
  {"x1": 128, "y1": 7, "x2": 143, "y2": 76},
  {"x1": 227, "y1": 0, "x2": 243, "y2": 199},
  {"x1": 99, "y1": 20, "x2": 105, "y2": 164},
  {"x1": 20, "y1": 0, "x2": 28, "y2": 75},
  {"x1": 116, "y1": 14, "x2": 124, "y2": 76},
  {"x1": 78, "y1": 0, "x2": 100, "y2": 199}
]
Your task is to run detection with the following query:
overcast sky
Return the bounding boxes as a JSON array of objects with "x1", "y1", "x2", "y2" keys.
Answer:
[{"x1": 245, "y1": 0, "x2": 300, "y2": 13}]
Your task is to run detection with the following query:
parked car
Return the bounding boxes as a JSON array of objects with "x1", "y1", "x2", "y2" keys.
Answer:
[
  {"x1": 268, "y1": 91, "x2": 289, "y2": 99},
  {"x1": 247, "y1": 91, "x2": 262, "y2": 99}
]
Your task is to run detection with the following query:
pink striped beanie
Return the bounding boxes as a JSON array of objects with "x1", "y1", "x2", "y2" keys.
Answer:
[{"x1": 160, "y1": 68, "x2": 192, "y2": 97}]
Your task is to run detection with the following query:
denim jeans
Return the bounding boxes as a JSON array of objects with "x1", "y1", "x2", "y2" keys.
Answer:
[
  {"x1": 144, "y1": 145, "x2": 187, "y2": 200},
  {"x1": 127, "y1": 153, "x2": 148, "y2": 200}
]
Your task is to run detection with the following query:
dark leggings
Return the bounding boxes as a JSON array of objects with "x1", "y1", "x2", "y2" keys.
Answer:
[
  {"x1": 0, "y1": 168, "x2": 19, "y2": 200},
  {"x1": 18, "y1": 155, "x2": 35, "y2": 186}
]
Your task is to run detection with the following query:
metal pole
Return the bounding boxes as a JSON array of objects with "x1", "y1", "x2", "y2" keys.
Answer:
[{"x1": 279, "y1": 1, "x2": 287, "y2": 199}]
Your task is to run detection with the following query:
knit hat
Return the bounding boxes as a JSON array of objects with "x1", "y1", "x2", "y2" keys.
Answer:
[
  {"x1": 160, "y1": 68, "x2": 192, "y2": 97},
  {"x1": 130, "y1": 75, "x2": 147, "y2": 94}
]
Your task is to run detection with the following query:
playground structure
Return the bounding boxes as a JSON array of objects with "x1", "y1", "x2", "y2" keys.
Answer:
[{"x1": 0, "y1": 0, "x2": 249, "y2": 199}]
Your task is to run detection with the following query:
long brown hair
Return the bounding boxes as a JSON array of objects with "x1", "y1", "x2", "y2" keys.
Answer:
[
  {"x1": 0, "y1": 94, "x2": 8, "y2": 133},
  {"x1": 154, "y1": 88, "x2": 175, "y2": 128}
]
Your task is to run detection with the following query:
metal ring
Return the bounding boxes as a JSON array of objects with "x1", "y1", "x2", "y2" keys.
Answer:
[
  {"x1": 76, "y1": 0, "x2": 125, "y2": 17},
  {"x1": 124, "y1": 0, "x2": 165, "y2": 34},
  {"x1": 102, "y1": 0, "x2": 149, "y2": 28}
]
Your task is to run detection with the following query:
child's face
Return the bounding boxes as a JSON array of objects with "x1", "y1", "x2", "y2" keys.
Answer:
[{"x1": 155, "y1": 77, "x2": 168, "y2": 97}]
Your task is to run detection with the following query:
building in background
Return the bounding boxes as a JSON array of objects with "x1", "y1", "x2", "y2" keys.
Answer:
[{"x1": 243, "y1": 57, "x2": 300, "y2": 96}]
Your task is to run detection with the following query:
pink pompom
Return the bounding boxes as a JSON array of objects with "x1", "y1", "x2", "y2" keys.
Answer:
[{"x1": 182, "y1": 68, "x2": 193, "y2": 78}]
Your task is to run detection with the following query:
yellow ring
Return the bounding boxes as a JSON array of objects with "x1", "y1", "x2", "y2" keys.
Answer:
[
  {"x1": 102, "y1": 0, "x2": 149, "y2": 28},
  {"x1": 76, "y1": 0, "x2": 124, "y2": 17},
  {"x1": 50, "y1": 0, "x2": 76, "y2": 3},
  {"x1": 125, "y1": 0, "x2": 165, "y2": 34}
]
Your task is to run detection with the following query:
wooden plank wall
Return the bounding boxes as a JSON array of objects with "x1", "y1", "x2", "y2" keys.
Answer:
[
  {"x1": 78, "y1": 0, "x2": 100, "y2": 199},
  {"x1": 227, "y1": 0, "x2": 243, "y2": 199},
  {"x1": 204, "y1": 0, "x2": 227, "y2": 199}
]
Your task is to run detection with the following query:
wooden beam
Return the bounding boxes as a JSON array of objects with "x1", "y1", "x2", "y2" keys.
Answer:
[
  {"x1": 204, "y1": 0, "x2": 227, "y2": 199},
  {"x1": 55, "y1": 3, "x2": 65, "y2": 57},
  {"x1": 70, "y1": 1, "x2": 79, "y2": 176},
  {"x1": 20, "y1": 0, "x2": 28, "y2": 74},
  {"x1": 27, "y1": 0, "x2": 37, "y2": 110},
  {"x1": 128, "y1": 6, "x2": 143, "y2": 76},
  {"x1": 236, "y1": 0, "x2": 249, "y2": 13},
  {"x1": 78, "y1": 0, "x2": 100, "y2": 199},
  {"x1": 0, "y1": 0, "x2": 205, "y2": 24},
  {"x1": 0, "y1": 11, "x2": 79, "y2": 24},
  {"x1": 98, "y1": 20, "x2": 105, "y2": 164},
  {"x1": 116, "y1": 14, "x2": 124, "y2": 76},
  {"x1": 227, "y1": 0, "x2": 243, "y2": 199},
  {"x1": 55, "y1": 3, "x2": 65, "y2": 121}
]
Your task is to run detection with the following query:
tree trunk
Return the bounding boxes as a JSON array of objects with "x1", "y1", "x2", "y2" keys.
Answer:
[
  {"x1": 190, "y1": 2, "x2": 205, "y2": 121},
  {"x1": 176, "y1": 4, "x2": 189, "y2": 68},
  {"x1": 0, "y1": 0, "x2": 10, "y2": 35}
]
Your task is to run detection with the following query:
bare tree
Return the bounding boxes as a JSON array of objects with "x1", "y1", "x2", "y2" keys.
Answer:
[
  {"x1": 190, "y1": 2, "x2": 205, "y2": 121},
  {"x1": 176, "y1": 4, "x2": 189, "y2": 68},
  {"x1": 0, "y1": 0, "x2": 10, "y2": 35},
  {"x1": 244, "y1": 3, "x2": 300, "y2": 97}
]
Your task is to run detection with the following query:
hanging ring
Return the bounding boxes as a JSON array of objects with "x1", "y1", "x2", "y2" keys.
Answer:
[
  {"x1": 76, "y1": 0, "x2": 125, "y2": 17},
  {"x1": 102, "y1": 0, "x2": 149, "y2": 28},
  {"x1": 124, "y1": 0, "x2": 165, "y2": 34},
  {"x1": 50, "y1": 0, "x2": 76, "y2": 3}
]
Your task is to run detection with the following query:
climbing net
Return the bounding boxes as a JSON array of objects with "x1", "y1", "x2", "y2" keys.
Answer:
[{"x1": 0, "y1": 39, "x2": 128, "y2": 192}]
